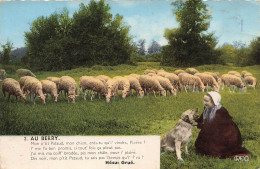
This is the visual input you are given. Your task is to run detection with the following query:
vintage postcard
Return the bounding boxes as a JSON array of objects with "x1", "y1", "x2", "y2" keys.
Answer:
[{"x1": 0, "y1": 0, "x2": 259, "y2": 169}]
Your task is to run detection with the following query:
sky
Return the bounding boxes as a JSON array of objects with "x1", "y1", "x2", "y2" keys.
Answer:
[{"x1": 0, "y1": 0, "x2": 259, "y2": 49}]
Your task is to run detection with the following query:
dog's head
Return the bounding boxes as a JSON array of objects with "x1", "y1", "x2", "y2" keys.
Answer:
[{"x1": 181, "y1": 108, "x2": 199, "y2": 126}]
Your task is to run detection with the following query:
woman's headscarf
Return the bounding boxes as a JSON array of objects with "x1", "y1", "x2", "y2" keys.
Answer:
[{"x1": 203, "y1": 91, "x2": 222, "y2": 122}]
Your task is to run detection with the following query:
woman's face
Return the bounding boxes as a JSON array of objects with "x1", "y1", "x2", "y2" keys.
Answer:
[{"x1": 204, "y1": 95, "x2": 215, "y2": 108}]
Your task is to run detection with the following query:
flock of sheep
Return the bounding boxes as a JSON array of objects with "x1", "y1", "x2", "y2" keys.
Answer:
[{"x1": 0, "y1": 68, "x2": 257, "y2": 104}]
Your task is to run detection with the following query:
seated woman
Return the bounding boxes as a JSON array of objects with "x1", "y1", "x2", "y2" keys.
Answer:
[{"x1": 195, "y1": 91, "x2": 251, "y2": 160}]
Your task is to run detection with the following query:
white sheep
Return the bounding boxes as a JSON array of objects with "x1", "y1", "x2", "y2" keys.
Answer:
[
  {"x1": 204, "y1": 72, "x2": 221, "y2": 84},
  {"x1": 113, "y1": 76, "x2": 130, "y2": 99},
  {"x1": 139, "y1": 75, "x2": 166, "y2": 97},
  {"x1": 19, "y1": 76, "x2": 36, "y2": 93},
  {"x1": 174, "y1": 69, "x2": 186, "y2": 75},
  {"x1": 23, "y1": 77, "x2": 46, "y2": 104},
  {"x1": 194, "y1": 73, "x2": 219, "y2": 92},
  {"x1": 154, "y1": 75, "x2": 177, "y2": 96},
  {"x1": 161, "y1": 72, "x2": 180, "y2": 90},
  {"x1": 221, "y1": 74, "x2": 246, "y2": 92},
  {"x1": 46, "y1": 77, "x2": 60, "y2": 87},
  {"x1": 0, "y1": 69, "x2": 6, "y2": 80},
  {"x1": 243, "y1": 72, "x2": 253, "y2": 78},
  {"x1": 244, "y1": 76, "x2": 257, "y2": 89},
  {"x1": 16, "y1": 69, "x2": 36, "y2": 78},
  {"x1": 2, "y1": 78, "x2": 26, "y2": 101},
  {"x1": 144, "y1": 69, "x2": 156, "y2": 75},
  {"x1": 79, "y1": 76, "x2": 107, "y2": 101},
  {"x1": 41, "y1": 80, "x2": 58, "y2": 102},
  {"x1": 96, "y1": 75, "x2": 111, "y2": 81},
  {"x1": 185, "y1": 68, "x2": 199, "y2": 75},
  {"x1": 58, "y1": 76, "x2": 78, "y2": 103},
  {"x1": 105, "y1": 78, "x2": 119, "y2": 103},
  {"x1": 228, "y1": 71, "x2": 241, "y2": 78},
  {"x1": 157, "y1": 71, "x2": 168, "y2": 77},
  {"x1": 125, "y1": 75, "x2": 144, "y2": 97},
  {"x1": 129, "y1": 74, "x2": 141, "y2": 80},
  {"x1": 178, "y1": 73, "x2": 205, "y2": 93}
]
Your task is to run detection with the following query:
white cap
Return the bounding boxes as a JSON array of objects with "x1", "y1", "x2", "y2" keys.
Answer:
[{"x1": 207, "y1": 91, "x2": 221, "y2": 106}]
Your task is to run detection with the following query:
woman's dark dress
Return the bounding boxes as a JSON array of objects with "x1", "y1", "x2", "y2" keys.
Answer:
[{"x1": 195, "y1": 107, "x2": 251, "y2": 158}]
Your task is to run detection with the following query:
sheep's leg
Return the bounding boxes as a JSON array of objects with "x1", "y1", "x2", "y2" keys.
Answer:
[
  {"x1": 192, "y1": 84, "x2": 195, "y2": 92},
  {"x1": 3, "y1": 90, "x2": 5, "y2": 97},
  {"x1": 184, "y1": 85, "x2": 187, "y2": 93},
  {"x1": 33, "y1": 95, "x2": 36, "y2": 105},
  {"x1": 90, "y1": 91, "x2": 94, "y2": 101},
  {"x1": 83, "y1": 90, "x2": 87, "y2": 100},
  {"x1": 153, "y1": 90, "x2": 156, "y2": 97},
  {"x1": 8, "y1": 93, "x2": 11, "y2": 100},
  {"x1": 206, "y1": 84, "x2": 209, "y2": 92}
]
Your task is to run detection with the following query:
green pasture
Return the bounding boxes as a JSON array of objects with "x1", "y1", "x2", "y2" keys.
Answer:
[{"x1": 0, "y1": 62, "x2": 259, "y2": 169}]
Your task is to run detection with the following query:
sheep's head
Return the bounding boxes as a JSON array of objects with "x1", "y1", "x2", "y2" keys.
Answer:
[
  {"x1": 213, "y1": 83, "x2": 220, "y2": 92},
  {"x1": 171, "y1": 89, "x2": 177, "y2": 96},
  {"x1": 53, "y1": 94, "x2": 58, "y2": 102},
  {"x1": 68, "y1": 94, "x2": 76, "y2": 103},
  {"x1": 122, "y1": 91, "x2": 128, "y2": 99},
  {"x1": 38, "y1": 94, "x2": 46, "y2": 104},
  {"x1": 138, "y1": 90, "x2": 144, "y2": 98},
  {"x1": 161, "y1": 90, "x2": 166, "y2": 97}
]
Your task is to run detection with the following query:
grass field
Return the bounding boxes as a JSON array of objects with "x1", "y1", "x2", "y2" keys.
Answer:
[{"x1": 0, "y1": 62, "x2": 259, "y2": 169}]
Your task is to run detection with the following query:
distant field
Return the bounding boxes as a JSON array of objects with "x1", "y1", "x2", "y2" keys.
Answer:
[{"x1": 0, "y1": 62, "x2": 259, "y2": 169}]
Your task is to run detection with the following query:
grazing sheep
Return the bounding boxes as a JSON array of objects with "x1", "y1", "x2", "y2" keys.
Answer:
[
  {"x1": 129, "y1": 74, "x2": 141, "y2": 80},
  {"x1": 221, "y1": 74, "x2": 246, "y2": 92},
  {"x1": 185, "y1": 68, "x2": 199, "y2": 75},
  {"x1": 41, "y1": 80, "x2": 58, "y2": 102},
  {"x1": 194, "y1": 73, "x2": 219, "y2": 92},
  {"x1": 243, "y1": 72, "x2": 253, "y2": 78},
  {"x1": 58, "y1": 76, "x2": 78, "y2": 103},
  {"x1": 2, "y1": 78, "x2": 26, "y2": 101},
  {"x1": 105, "y1": 78, "x2": 119, "y2": 103},
  {"x1": 79, "y1": 76, "x2": 107, "y2": 101},
  {"x1": 178, "y1": 73, "x2": 205, "y2": 93},
  {"x1": 0, "y1": 69, "x2": 6, "y2": 80},
  {"x1": 147, "y1": 72, "x2": 156, "y2": 76},
  {"x1": 46, "y1": 77, "x2": 60, "y2": 87},
  {"x1": 244, "y1": 76, "x2": 257, "y2": 89},
  {"x1": 125, "y1": 76, "x2": 144, "y2": 97},
  {"x1": 16, "y1": 69, "x2": 36, "y2": 78},
  {"x1": 96, "y1": 75, "x2": 111, "y2": 82},
  {"x1": 159, "y1": 72, "x2": 180, "y2": 90},
  {"x1": 204, "y1": 72, "x2": 221, "y2": 84},
  {"x1": 23, "y1": 77, "x2": 46, "y2": 104},
  {"x1": 113, "y1": 76, "x2": 130, "y2": 99},
  {"x1": 157, "y1": 71, "x2": 168, "y2": 77},
  {"x1": 174, "y1": 69, "x2": 186, "y2": 75},
  {"x1": 228, "y1": 71, "x2": 241, "y2": 78},
  {"x1": 19, "y1": 76, "x2": 35, "y2": 93},
  {"x1": 144, "y1": 69, "x2": 156, "y2": 75},
  {"x1": 139, "y1": 75, "x2": 166, "y2": 97},
  {"x1": 154, "y1": 75, "x2": 177, "y2": 96}
]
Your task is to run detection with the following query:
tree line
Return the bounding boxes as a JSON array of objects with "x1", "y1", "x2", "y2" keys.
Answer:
[{"x1": 1, "y1": 0, "x2": 259, "y2": 70}]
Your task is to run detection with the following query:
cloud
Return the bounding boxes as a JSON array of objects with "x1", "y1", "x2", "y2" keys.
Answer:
[{"x1": 125, "y1": 13, "x2": 177, "y2": 48}]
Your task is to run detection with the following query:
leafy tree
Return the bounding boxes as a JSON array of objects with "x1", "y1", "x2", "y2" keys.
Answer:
[
  {"x1": 162, "y1": 0, "x2": 219, "y2": 66},
  {"x1": 0, "y1": 40, "x2": 13, "y2": 65},
  {"x1": 135, "y1": 39, "x2": 146, "y2": 56},
  {"x1": 249, "y1": 37, "x2": 260, "y2": 65},
  {"x1": 148, "y1": 40, "x2": 161, "y2": 54},
  {"x1": 24, "y1": 1, "x2": 134, "y2": 71},
  {"x1": 231, "y1": 41, "x2": 250, "y2": 66},
  {"x1": 217, "y1": 43, "x2": 236, "y2": 65}
]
